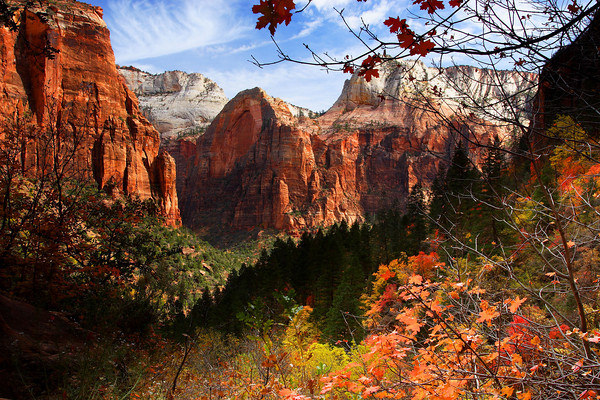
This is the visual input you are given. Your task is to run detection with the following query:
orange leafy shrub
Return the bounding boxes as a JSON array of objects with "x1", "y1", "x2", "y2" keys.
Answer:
[
  {"x1": 271, "y1": 254, "x2": 600, "y2": 400},
  {"x1": 362, "y1": 252, "x2": 443, "y2": 331}
]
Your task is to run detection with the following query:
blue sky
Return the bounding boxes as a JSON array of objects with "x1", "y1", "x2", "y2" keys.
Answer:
[{"x1": 86, "y1": 0, "x2": 416, "y2": 111}]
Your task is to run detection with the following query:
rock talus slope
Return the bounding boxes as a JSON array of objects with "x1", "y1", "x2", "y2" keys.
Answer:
[{"x1": 0, "y1": 0, "x2": 180, "y2": 225}]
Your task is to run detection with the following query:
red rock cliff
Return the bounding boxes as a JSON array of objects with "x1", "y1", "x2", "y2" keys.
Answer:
[
  {"x1": 179, "y1": 62, "x2": 535, "y2": 234},
  {"x1": 180, "y1": 88, "x2": 330, "y2": 231},
  {"x1": 0, "y1": 0, "x2": 180, "y2": 225}
]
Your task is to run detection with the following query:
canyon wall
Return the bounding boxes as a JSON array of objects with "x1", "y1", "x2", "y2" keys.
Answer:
[
  {"x1": 531, "y1": 11, "x2": 600, "y2": 140},
  {"x1": 0, "y1": 0, "x2": 179, "y2": 225},
  {"x1": 178, "y1": 61, "x2": 536, "y2": 233},
  {"x1": 118, "y1": 67, "x2": 317, "y2": 139}
]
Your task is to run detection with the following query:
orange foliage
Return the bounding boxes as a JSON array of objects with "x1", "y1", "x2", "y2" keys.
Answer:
[{"x1": 280, "y1": 259, "x2": 597, "y2": 400}]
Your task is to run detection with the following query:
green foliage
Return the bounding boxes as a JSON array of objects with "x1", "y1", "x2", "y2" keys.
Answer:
[{"x1": 204, "y1": 204, "x2": 431, "y2": 342}]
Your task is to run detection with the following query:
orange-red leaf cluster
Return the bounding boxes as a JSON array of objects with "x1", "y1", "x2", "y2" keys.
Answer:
[
  {"x1": 358, "y1": 55, "x2": 381, "y2": 82},
  {"x1": 383, "y1": 16, "x2": 436, "y2": 57},
  {"x1": 413, "y1": 0, "x2": 445, "y2": 14},
  {"x1": 253, "y1": 0, "x2": 296, "y2": 35}
]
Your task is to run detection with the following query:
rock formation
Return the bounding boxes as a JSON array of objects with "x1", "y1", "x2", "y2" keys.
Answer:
[
  {"x1": 0, "y1": 0, "x2": 180, "y2": 225},
  {"x1": 179, "y1": 88, "x2": 328, "y2": 231},
  {"x1": 317, "y1": 60, "x2": 537, "y2": 189},
  {"x1": 530, "y1": 11, "x2": 600, "y2": 140},
  {"x1": 326, "y1": 60, "x2": 534, "y2": 127},
  {"x1": 118, "y1": 67, "x2": 229, "y2": 139},
  {"x1": 178, "y1": 61, "x2": 536, "y2": 233}
]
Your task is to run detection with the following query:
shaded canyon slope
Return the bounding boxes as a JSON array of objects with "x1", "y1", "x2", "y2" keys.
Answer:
[
  {"x1": 0, "y1": 0, "x2": 180, "y2": 225},
  {"x1": 530, "y1": 10, "x2": 600, "y2": 143},
  {"x1": 177, "y1": 61, "x2": 537, "y2": 234}
]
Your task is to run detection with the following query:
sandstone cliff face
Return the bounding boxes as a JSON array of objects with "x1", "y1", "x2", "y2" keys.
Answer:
[
  {"x1": 179, "y1": 88, "x2": 335, "y2": 231},
  {"x1": 317, "y1": 60, "x2": 537, "y2": 189},
  {"x1": 179, "y1": 62, "x2": 535, "y2": 233},
  {"x1": 326, "y1": 60, "x2": 534, "y2": 125},
  {"x1": 0, "y1": 0, "x2": 180, "y2": 225},
  {"x1": 118, "y1": 67, "x2": 229, "y2": 139}
]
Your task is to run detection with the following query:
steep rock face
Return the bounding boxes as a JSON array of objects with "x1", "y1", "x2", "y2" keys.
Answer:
[
  {"x1": 326, "y1": 60, "x2": 534, "y2": 125},
  {"x1": 180, "y1": 62, "x2": 535, "y2": 233},
  {"x1": 180, "y1": 88, "x2": 334, "y2": 231},
  {"x1": 286, "y1": 102, "x2": 315, "y2": 119},
  {"x1": 531, "y1": 11, "x2": 600, "y2": 140},
  {"x1": 0, "y1": 0, "x2": 179, "y2": 225},
  {"x1": 317, "y1": 60, "x2": 537, "y2": 189},
  {"x1": 118, "y1": 67, "x2": 229, "y2": 139}
]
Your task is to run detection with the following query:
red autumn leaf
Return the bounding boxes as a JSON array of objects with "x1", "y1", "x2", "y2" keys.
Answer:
[
  {"x1": 414, "y1": 0, "x2": 445, "y2": 14},
  {"x1": 361, "y1": 67, "x2": 379, "y2": 82},
  {"x1": 410, "y1": 40, "x2": 435, "y2": 56},
  {"x1": 253, "y1": 0, "x2": 296, "y2": 35},
  {"x1": 380, "y1": 268, "x2": 395, "y2": 281},
  {"x1": 397, "y1": 31, "x2": 415, "y2": 48},
  {"x1": 363, "y1": 386, "x2": 381, "y2": 396},
  {"x1": 274, "y1": 0, "x2": 295, "y2": 25},
  {"x1": 477, "y1": 300, "x2": 500, "y2": 325},
  {"x1": 358, "y1": 55, "x2": 381, "y2": 82},
  {"x1": 567, "y1": 1, "x2": 581, "y2": 14},
  {"x1": 477, "y1": 307, "x2": 499, "y2": 324},
  {"x1": 508, "y1": 295, "x2": 527, "y2": 313},
  {"x1": 343, "y1": 64, "x2": 355, "y2": 74},
  {"x1": 408, "y1": 274, "x2": 423, "y2": 285},
  {"x1": 253, "y1": 1, "x2": 276, "y2": 33},
  {"x1": 549, "y1": 324, "x2": 569, "y2": 339},
  {"x1": 361, "y1": 54, "x2": 382, "y2": 67},
  {"x1": 580, "y1": 390, "x2": 598, "y2": 399},
  {"x1": 384, "y1": 17, "x2": 407, "y2": 33},
  {"x1": 449, "y1": 0, "x2": 462, "y2": 7},
  {"x1": 397, "y1": 312, "x2": 422, "y2": 334}
]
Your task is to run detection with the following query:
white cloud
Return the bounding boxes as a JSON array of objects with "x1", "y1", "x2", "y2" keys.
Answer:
[
  {"x1": 124, "y1": 62, "x2": 161, "y2": 73},
  {"x1": 342, "y1": 0, "x2": 397, "y2": 30},
  {"x1": 301, "y1": 0, "x2": 409, "y2": 33},
  {"x1": 201, "y1": 39, "x2": 274, "y2": 56},
  {"x1": 309, "y1": 0, "x2": 353, "y2": 12},
  {"x1": 290, "y1": 18, "x2": 325, "y2": 40},
  {"x1": 106, "y1": 0, "x2": 252, "y2": 62}
]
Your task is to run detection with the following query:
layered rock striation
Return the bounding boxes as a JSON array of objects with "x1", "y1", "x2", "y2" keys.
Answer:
[
  {"x1": 328, "y1": 61, "x2": 534, "y2": 122},
  {"x1": 0, "y1": 0, "x2": 180, "y2": 225},
  {"x1": 118, "y1": 67, "x2": 229, "y2": 139},
  {"x1": 179, "y1": 61, "x2": 536, "y2": 233}
]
